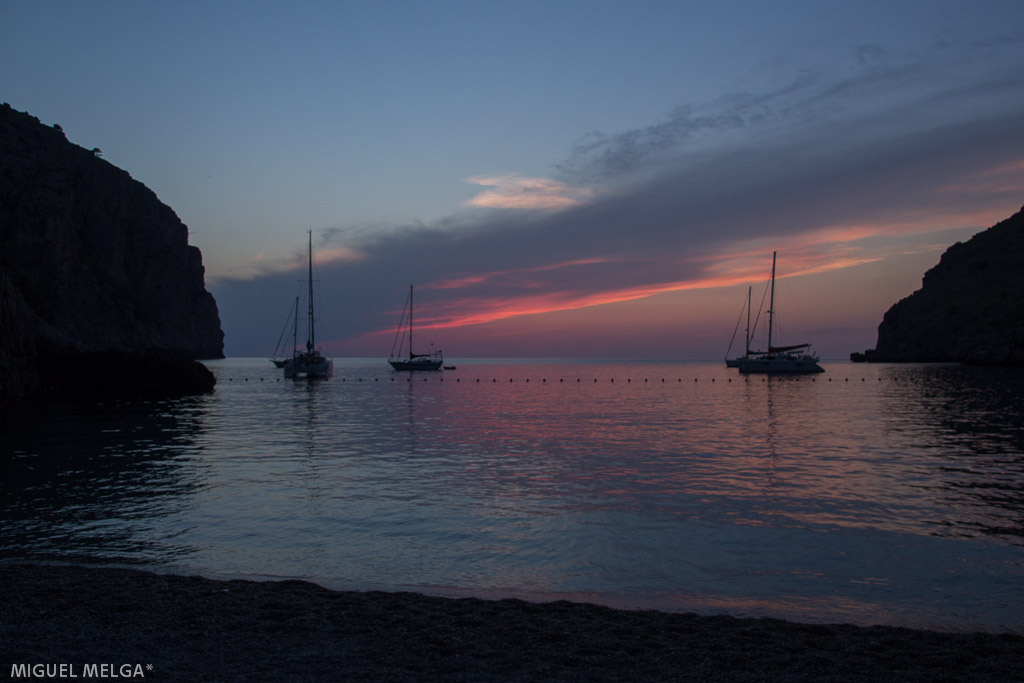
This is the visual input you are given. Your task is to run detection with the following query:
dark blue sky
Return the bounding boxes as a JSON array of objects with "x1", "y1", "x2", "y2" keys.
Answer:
[{"x1": 3, "y1": 1, "x2": 1022, "y2": 357}]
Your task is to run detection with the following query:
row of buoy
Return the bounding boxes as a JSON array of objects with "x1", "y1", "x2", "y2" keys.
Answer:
[{"x1": 224, "y1": 376, "x2": 882, "y2": 383}]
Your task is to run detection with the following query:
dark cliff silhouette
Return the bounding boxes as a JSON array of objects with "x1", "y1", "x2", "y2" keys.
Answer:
[
  {"x1": 857, "y1": 204, "x2": 1024, "y2": 365},
  {"x1": 0, "y1": 104, "x2": 224, "y2": 403}
]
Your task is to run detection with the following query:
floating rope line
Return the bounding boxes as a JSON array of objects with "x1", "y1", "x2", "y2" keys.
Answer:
[{"x1": 222, "y1": 374, "x2": 884, "y2": 384}]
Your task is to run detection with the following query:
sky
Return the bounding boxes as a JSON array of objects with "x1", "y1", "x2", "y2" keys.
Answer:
[{"x1": 3, "y1": 1, "x2": 1023, "y2": 359}]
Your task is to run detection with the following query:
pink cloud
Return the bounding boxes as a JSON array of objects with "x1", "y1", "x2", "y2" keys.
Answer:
[
  {"x1": 463, "y1": 174, "x2": 596, "y2": 210},
  {"x1": 432, "y1": 257, "x2": 614, "y2": 290}
]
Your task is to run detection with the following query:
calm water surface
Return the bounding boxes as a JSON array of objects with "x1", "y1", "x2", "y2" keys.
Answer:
[{"x1": 3, "y1": 359, "x2": 1023, "y2": 632}]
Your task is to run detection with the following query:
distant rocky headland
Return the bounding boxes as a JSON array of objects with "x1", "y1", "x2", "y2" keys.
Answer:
[
  {"x1": 0, "y1": 104, "x2": 224, "y2": 404},
  {"x1": 856, "y1": 204, "x2": 1024, "y2": 366}
]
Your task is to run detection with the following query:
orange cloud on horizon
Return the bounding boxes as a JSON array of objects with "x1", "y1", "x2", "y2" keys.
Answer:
[{"x1": 394, "y1": 210, "x2": 994, "y2": 335}]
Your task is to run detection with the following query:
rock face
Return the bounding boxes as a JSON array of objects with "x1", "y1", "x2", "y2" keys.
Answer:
[
  {"x1": 0, "y1": 104, "x2": 224, "y2": 403},
  {"x1": 865, "y1": 204, "x2": 1024, "y2": 365}
]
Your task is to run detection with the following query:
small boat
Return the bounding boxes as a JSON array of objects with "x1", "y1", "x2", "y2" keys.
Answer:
[
  {"x1": 738, "y1": 251, "x2": 824, "y2": 375},
  {"x1": 388, "y1": 285, "x2": 443, "y2": 371},
  {"x1": 282, "y1": 231, "x2": 333, "y2": 380}
]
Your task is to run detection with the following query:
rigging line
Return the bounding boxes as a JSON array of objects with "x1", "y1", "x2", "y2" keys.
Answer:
[
  {"x1": 272, "y1": 297, "x2": 297, "y2": 358},
  {"x1": 294, "y1": 276, "x2": 305, "y2": 347},
  {"x1": 725, "y1": 294, "x2": 747, "y2": 357},
  {"x1": 388, "y1": 291, "x2": 411, "y2": 359},
  {"x1": 749, "y1": 275, "x2": 772, "y2": 350},
  {"x1": 313, "y1": 279, "x2": 327, "y2": 352},
  {"x1": 778, "y1": 277, "x2": 811, "y2": 344}
]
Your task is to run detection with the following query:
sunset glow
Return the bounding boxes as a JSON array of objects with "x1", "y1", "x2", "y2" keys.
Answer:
[{"x1": 432, "y1": 258, "x2": 615, "y2": 291}]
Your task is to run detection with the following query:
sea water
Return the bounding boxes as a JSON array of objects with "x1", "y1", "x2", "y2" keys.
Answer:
[{"x1": 2, "y1": 359, "x2": 1023, "y2": 633}]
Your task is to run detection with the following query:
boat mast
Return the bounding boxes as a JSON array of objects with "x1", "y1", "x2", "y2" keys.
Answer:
[
  {"x1": 767, "y1": 251, "x2": 777, "y2": 353},
  {"x1": 745, "y1": 285, "x2": 751, "y2": 357},
  {"x1": 306, "y1": 230, "x2": 314, "y2": 352},
  {"x1": 408, "y1": 284, "x2": 414, "y2": 359}
]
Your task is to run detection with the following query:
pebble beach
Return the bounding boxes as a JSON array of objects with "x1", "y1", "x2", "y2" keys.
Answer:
[{"x1": 2, "y1": 563, "x2": 1022, "y2": 681}]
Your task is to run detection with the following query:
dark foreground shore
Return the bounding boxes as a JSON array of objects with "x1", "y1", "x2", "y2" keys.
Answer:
[{"x1": 2, "y1": 564, "x2": 1021, "y2": 682}]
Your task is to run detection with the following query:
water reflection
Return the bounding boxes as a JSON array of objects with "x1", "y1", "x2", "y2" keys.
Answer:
[
  {"x1": 0, "y1": 392, "x2": 211, "y2": 564},
  {"x1": 2, "y1": 360, "x2": 1023, "y2": 631},
  {"x1": 879, "y1": 365, "x2": 1024, "y2": 543}
]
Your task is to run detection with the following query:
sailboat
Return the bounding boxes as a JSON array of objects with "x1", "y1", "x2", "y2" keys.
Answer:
[
  {"x1": 724, "y1": 286, "x2": 752, "y2": 368},
  {"x1": 388, "y1": 285, "x2": 443, "y2": 371},
  {"x1": 738, "y1": 252, "x2": 824, "y2": 374},
  {"x1": 282, "y1": 231, "x2": 333, "y2": 380}
]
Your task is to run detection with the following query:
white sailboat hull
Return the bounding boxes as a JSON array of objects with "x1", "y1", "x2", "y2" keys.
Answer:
[
  {"x1": 738, "y1": 353, "x2": 824, "y2": 374},
  {"x1": 284, "y1": 352, "x2": 333, "y2": 379},
  {"x1": 389, "y1": 357, "x2": 443, "y2": 371}
]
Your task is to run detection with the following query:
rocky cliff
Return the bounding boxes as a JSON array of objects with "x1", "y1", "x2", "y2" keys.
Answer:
[
  {"x1": 863, "y1": 204, "x2": 1024, "y2": 365},
  {"x1": 1, "y1": 104, "x2": 224, "y2": 403}
]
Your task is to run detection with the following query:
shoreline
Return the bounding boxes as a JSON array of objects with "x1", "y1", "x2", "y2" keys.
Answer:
[{"x1": 2, "y1": 564, "x2": 1022, "y2": 681}]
